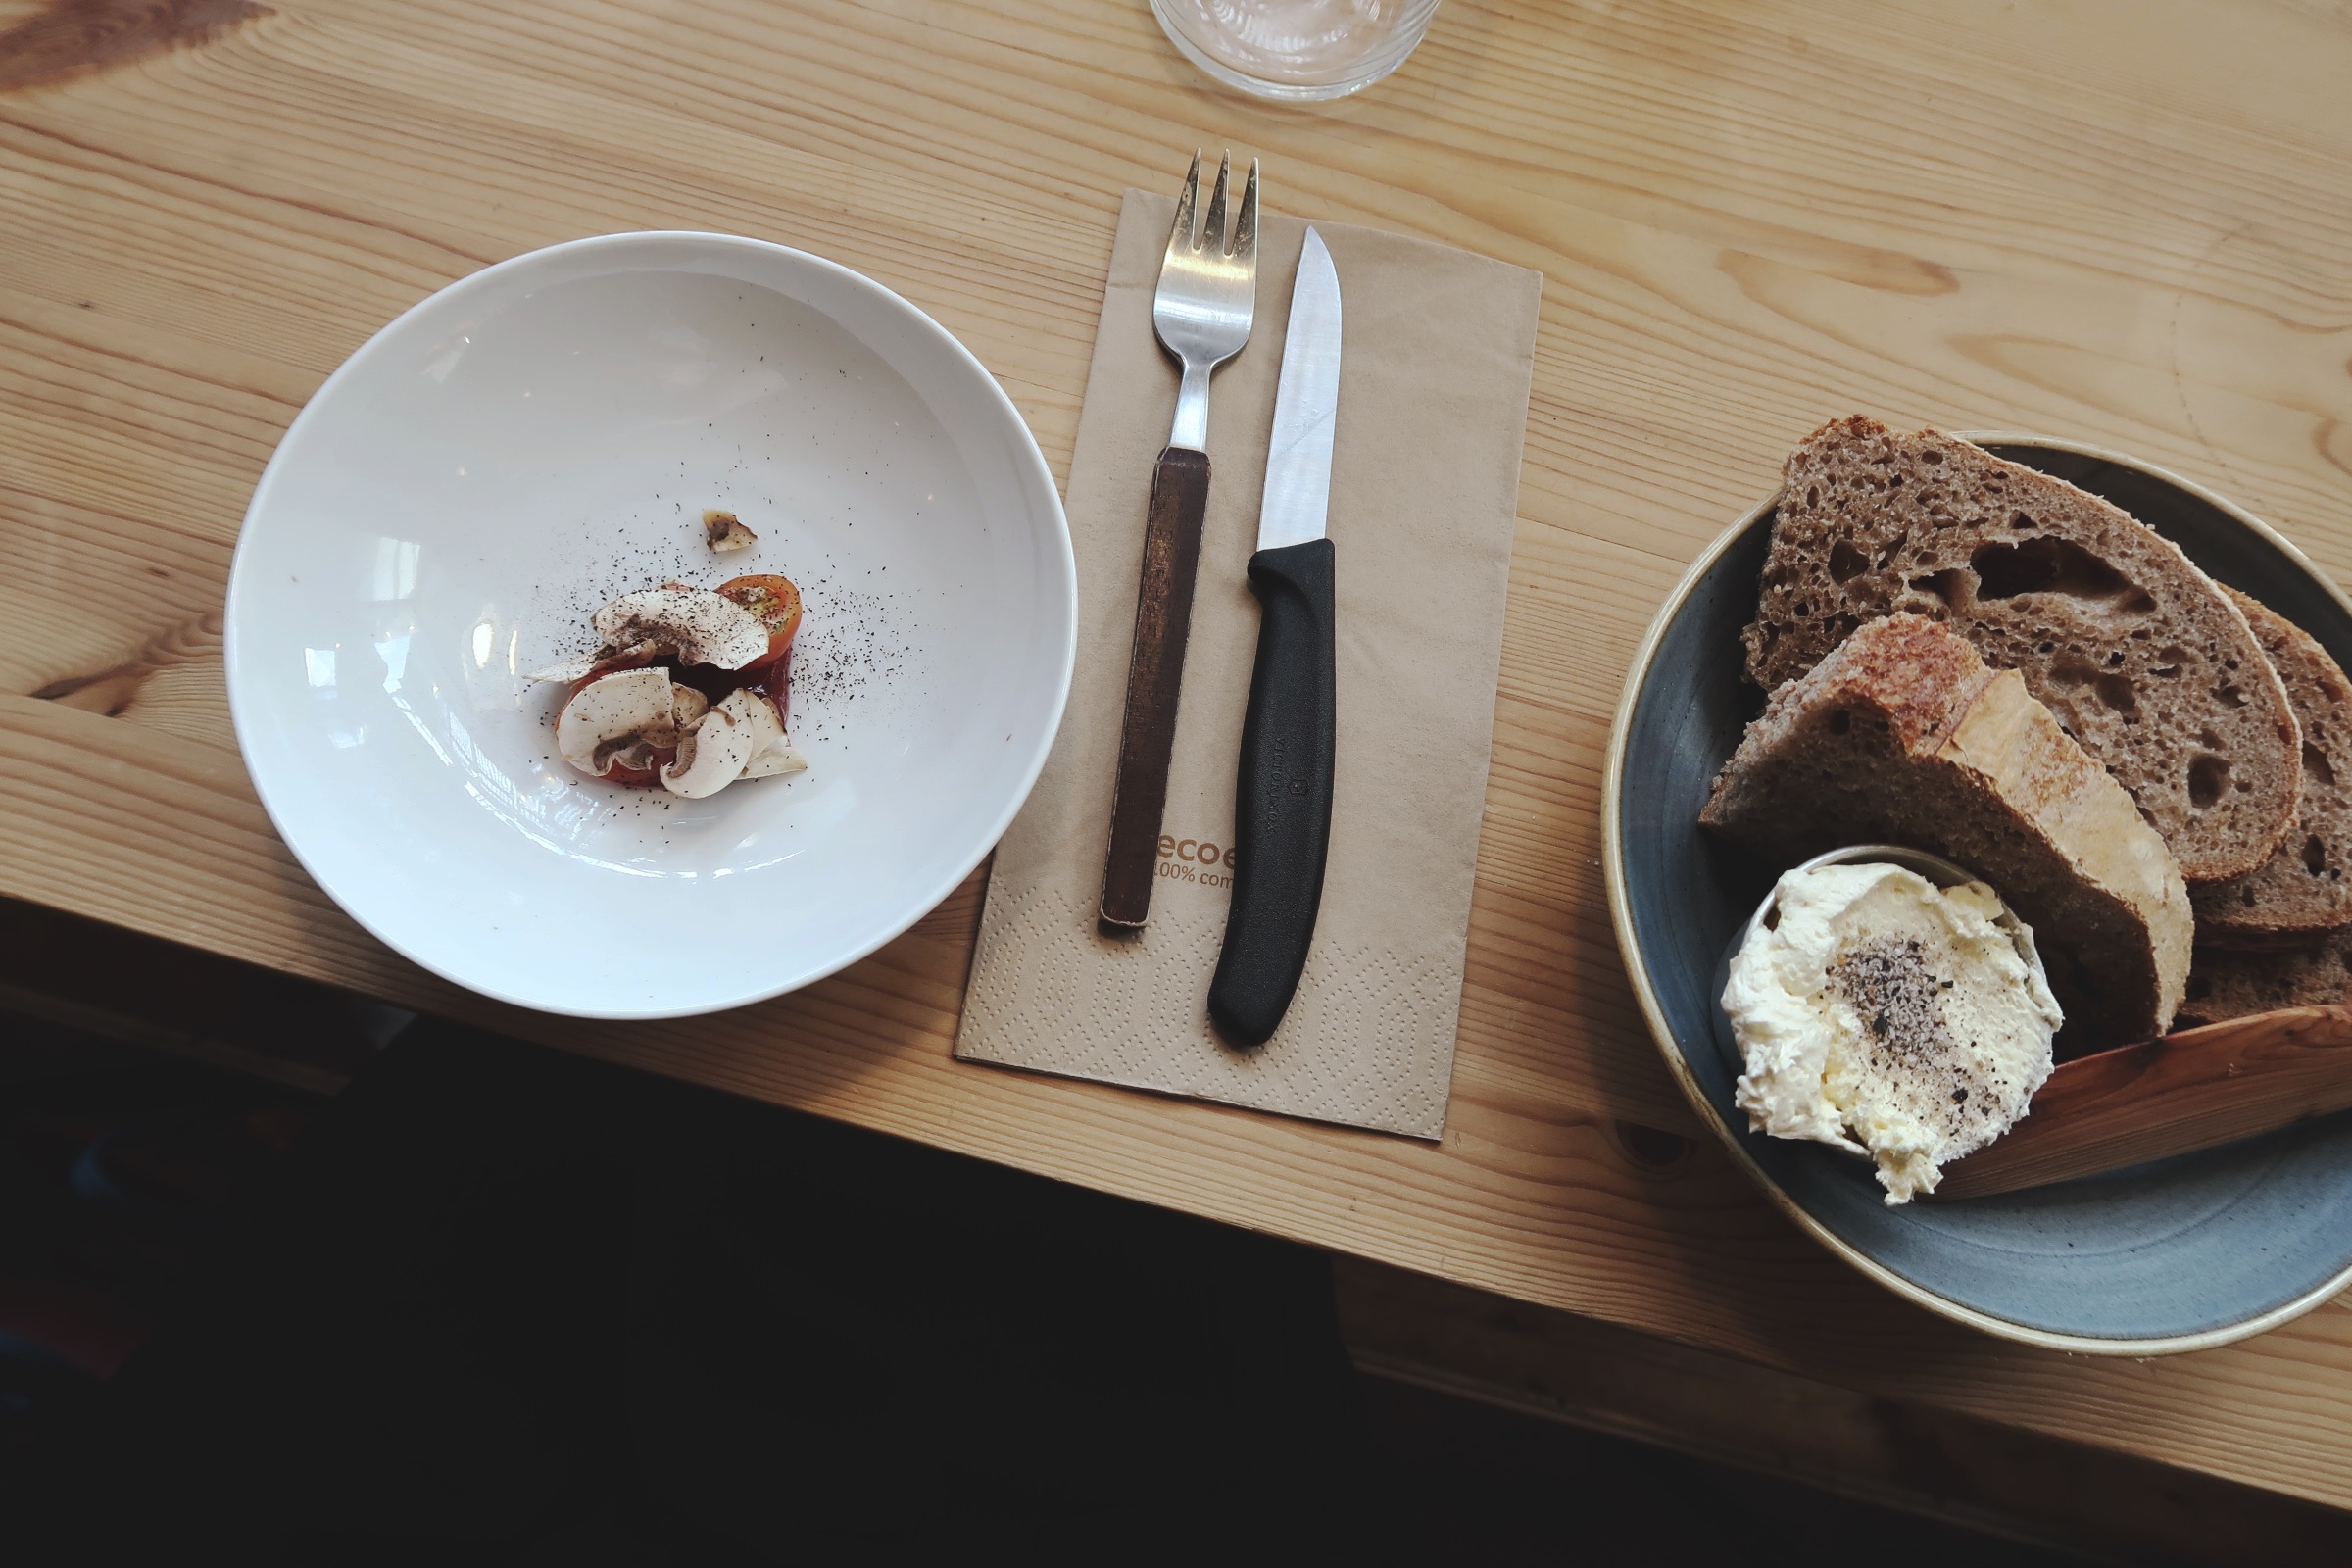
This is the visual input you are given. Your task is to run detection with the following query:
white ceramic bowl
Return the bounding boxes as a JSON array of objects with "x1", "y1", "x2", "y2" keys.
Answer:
[{"x1": 226, "y1": 232, "x2": 1076, "y2": 1018}]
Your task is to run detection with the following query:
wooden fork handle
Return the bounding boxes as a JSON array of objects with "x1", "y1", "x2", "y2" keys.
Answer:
[{"x1": 1100, "y1": 446, "x2": 1211, "y2": 929}]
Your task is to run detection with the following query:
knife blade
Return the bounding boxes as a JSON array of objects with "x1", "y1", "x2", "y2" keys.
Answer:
[{"x1": 1208, "y1": 228, "x2": 1341, "y2": 1048}]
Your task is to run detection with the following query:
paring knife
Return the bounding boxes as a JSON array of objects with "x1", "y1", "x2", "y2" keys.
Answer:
[{"x1": 1208, "y1": 228, "x2": 1341, "y2": 1048}]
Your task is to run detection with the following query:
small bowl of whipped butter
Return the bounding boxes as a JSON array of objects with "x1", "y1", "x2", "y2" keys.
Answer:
[{"x1": 1713, "y1": 845, "x2": 2063, "y2": 1205}]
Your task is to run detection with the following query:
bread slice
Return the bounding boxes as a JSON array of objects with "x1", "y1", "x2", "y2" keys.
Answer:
[
  {"x1": 2178, "y1": 938, "x2": 2352, "y2": 1027},
  {"x1": 2192, "y1": 588, "x2": 2352, "y2": 945},
  {"x1": 1743, "y1": 416, "x2": 2299, "y2": 883},
  {"x1": 1702, "y1": 613, "x2": 2192, "y2": 1049}
]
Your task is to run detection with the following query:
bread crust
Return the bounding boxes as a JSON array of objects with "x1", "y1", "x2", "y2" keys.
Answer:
[
  {"x1": 2193, "y1": 588, "x2": 2352, "y2": 945},
  {"x1": 1703, "y1": 613, "x2": 2192, "y2": 1050},
  {"x1": 1743, "y1": 416, "x2": 2300, "y2": 883}
]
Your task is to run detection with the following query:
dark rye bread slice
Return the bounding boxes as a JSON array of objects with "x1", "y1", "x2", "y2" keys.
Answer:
[
  {"x1": 1742, "y1": 416, "x2": 2300, "y2": 883},
  {"x1": 1701, "y1": 614, "x2": 2191, "y2": 1050},
  {"x1": 2193, "y1": 588, "x2": 2352, "y2": 945},
  {"x1": 2177, "y1": 938, "x2": 2352, "y2": 1027}
]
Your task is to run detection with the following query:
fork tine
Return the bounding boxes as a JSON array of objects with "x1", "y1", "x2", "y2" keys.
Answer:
[
  {"x1": 1167, "y1": 151, "x2": 1200, "y2": 255},
  {"x1": 1232, "y1": 158, "x2": 1259, "y2": 262},
  {"x1": 1200, "y1": 152, "x2": 1230, "y2": 255}
]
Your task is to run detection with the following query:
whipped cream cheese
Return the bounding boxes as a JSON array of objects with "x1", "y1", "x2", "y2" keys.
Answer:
[{"x1": 1724, "y1": 861, "x2": 2061, "y2": 1204}]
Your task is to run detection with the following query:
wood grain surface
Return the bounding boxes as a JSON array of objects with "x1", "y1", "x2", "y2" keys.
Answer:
[
  {"x1": 1937, "y1": 1006, "x2": 2352, "y2": 1200},
  {"x1": 5, "y1": 0, "x2": 2352, "y2": 1507},
  {"x1": 1101, "y1": 444, "x2": 1212, "y2": 928}
]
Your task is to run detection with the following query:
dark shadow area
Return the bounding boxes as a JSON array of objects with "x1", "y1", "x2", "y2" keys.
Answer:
[
  {"x1": 0, "y1": 897, "x2": 2145, "y2": 1561},
  {"x1": 1358, "y1": 1377, "x2": 2107, "y2": 1566}
]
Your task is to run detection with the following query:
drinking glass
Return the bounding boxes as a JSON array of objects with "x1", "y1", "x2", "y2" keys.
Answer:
[{"x1": 1151, "y1": 0, "x2": 1443, "y2": 101}]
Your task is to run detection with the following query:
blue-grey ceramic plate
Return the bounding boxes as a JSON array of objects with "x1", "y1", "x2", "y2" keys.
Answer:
[{"x1": 1603, "y1": 434, "x2": 2352, "y2": 1353}]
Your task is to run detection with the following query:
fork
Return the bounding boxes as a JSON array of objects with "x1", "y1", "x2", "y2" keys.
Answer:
[{"x1": 1099, "y1": 151, "x2": 1261, "y2": 930}]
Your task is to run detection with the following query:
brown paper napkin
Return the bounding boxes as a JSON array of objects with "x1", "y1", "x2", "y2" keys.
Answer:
[{"x1": 953, "y1": 190, "x2": 1542, "y2": 1139}]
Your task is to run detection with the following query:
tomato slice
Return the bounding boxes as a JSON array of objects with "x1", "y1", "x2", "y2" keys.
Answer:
[{"x1": 717, "y1": 574, "x2": 802, "y2": 679}]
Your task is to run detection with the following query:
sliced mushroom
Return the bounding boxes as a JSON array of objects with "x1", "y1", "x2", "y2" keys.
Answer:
[
  {"x1": 741, "y1": 742, "x2": 809, "y2": 779},
  {"x1": 595, "y1": 737, "x2": 659, "y2": 775},
  {"x1": 703, "y1": 509, "x2": 759, "y2": 552},
  {"x1": 557, "y1": 667, "x2": 677, "y2": 776},
  {"x1": 660, "y1": 689, "x2": 767, "y2": 798},
  {"x1": 723, "y1": 687, "x2": 806, "y2": 778},
  {"x1": 526, "y1": 652, "x2": 604, "y2": 686},
  {"x1": 728, "y1": 685, "x2": 781, "y2": 751},
  {"x1": 593, "y1": 588, "x2": 770, "y2": 670},
  {"x1": 524, "y1": 639, "x2": 658, "y2": 685}
]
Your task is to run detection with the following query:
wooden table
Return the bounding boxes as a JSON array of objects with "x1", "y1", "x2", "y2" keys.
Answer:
[{"x1": 7, "y1": 0, "x2": 2351, "y2": 1512}]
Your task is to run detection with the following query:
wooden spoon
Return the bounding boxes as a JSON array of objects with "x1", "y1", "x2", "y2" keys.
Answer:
[{"x1": 1933, "y1": 1005, "x2": 2352, "y2": 1200}]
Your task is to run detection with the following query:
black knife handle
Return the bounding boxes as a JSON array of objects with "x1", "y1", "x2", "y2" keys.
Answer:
[{"x1": 1209, "y1": 539, "x2": 1336, "y2": 1048}]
